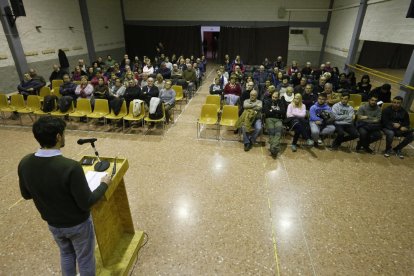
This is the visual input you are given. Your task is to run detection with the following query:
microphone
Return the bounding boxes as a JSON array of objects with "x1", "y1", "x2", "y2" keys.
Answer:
[{"x1": 77, "y1": 138, "x2": 97, "y2": 145}]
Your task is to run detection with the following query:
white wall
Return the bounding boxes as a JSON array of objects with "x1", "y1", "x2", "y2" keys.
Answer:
[
  {"x1": 124, "y1": 0, "x2": 330, "y2": 22},
  {"x1": 289, "y1": 28, "x2": 323, "y2": 51},
  {"x1": 0, "y1": 27, "x2": 13, "y2": 67},
  {"x1": 361, "y1": 0, "x2": 414, "y2": 44}
]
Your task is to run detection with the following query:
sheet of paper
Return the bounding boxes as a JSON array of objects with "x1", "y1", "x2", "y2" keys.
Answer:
[{"x1": 85, "y1": 171, "x2": 107, "y2": 192}]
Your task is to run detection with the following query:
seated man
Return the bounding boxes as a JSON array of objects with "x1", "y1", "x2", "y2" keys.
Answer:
[
  {"x1": 123, "y1": 79, "x2": 141, "y2": 109},
  {"x1": 263, "y1": 90, "x2": 286, "y2": 157},
  {"x1": 29, "y1": 68, "x2": 46, "y2": 85},
  {"x1": 369, "y1": 83, "x2": 392, "y2": 104},
  {"x1": 217, "y1": 69, "x2": 228, "y2": 87},
  {"x1": 355, "y1": 95, "x2": 382, "y2": 154},
  {"x1": 294, "y1": 77, "x2": 307, "y2": 95},
  {"x1": 330, "y1": 93, "x2": 359, "y2": 149},
  {"x1": 323, "y1": 83, "x2": 341, "y2": 107},
  {"x1": 139, "y1": 77, "x2": 159, "y2": 107},
  {"x1": 302, "y1": 83, "x2": 317, "y2": 110},
  {"x1": 49, "y1": 65, "x2": 65, "y2": 86},
  {"x1": 382, "y1": 96, "x2": 414, "y2": 159},
  {"x1": 159, "y1": 80, "x2": 176, "y2": 124},
  {"x1": 253, "y1": 65, "x2": 269, "y2": 98},
  {"x1": 60, "y1": 74, "x2": 78, "y2": 102},
  {"x1": 90, "y1": 70, "x2": 108, "y2": 87},
  {"x1": 309, "y1": 93, "x2": 336, "y2": 146},
  {"x1": 209, "y1": 77, "x2": 224, "y2": 99},
  {"x1": 17, "y1": 72, "x2": 44, "y2": 99},
  {"x1": 238, "y1": 90, "x2": 262, "y2": 152},
  {"x1": 157, "y1": 62, "x2": 171, "y2": 79}
]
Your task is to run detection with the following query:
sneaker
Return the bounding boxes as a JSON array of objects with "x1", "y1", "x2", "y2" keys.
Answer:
[
  {"x1": 306, "y1": 139, "x2": 314, "y2": 146},
  {"x1": 383, "y1": 149, "x2": 392, "y2": 157},
  {"x1": 244, "y1": 143, "x2": 250, "y2": 152},
  {"x1": 291, "y1": 144, "x2": 297, "y2": 152},
  {"x1": 317, "y1": 139, "x2": 323, "y2": 146},
  {"x1": 395, "y1": 150, "x2": 404, "y2": 159},
  {"x1": 270, "y1": 149, "x2": 278, "y2": 158},
  {"x1": 364, "y1": 147, "x2": 375, "y2": 154}
]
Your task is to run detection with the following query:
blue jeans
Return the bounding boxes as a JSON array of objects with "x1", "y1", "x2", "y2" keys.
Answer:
[
  {"x1": 48, "y1": 216, "x2": 96, "y2": 276},
  {"x1": 242, "y1": 119, "x2": 262, "y2": 145},
  {"x1": 309, "y1": 121, "x2": 335, "y2": 141}
]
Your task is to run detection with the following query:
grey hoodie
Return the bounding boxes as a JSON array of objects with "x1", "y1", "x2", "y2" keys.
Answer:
[{"x1": 332, "y1": 102, "x2": 354, "y2": 125}]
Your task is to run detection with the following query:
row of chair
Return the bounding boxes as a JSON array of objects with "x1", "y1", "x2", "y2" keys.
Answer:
[
  {"x1": 197, "y1": 103, "x2": 239, "y2": 140},
  {"x1": 0, "y1": 94, "x2": 167, "y2": 134}
]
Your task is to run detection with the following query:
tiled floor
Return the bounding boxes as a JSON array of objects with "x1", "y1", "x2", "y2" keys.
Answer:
[{"x1": 0, "y1": 67, "x2": 413, "y2": 275}]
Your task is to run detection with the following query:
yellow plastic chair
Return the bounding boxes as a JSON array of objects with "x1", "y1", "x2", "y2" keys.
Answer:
[
  {"x1": 73, "y1": 81, "x2": 81, "y2": 85},
  {"x1": 17, "y1": 95, "x2": 41, "y2": 124},
  {"x1": 105, "y1": 100, "x2": 127, "y2": 130},
  {"x1": 52, "y1": 79, "x2": 63, "y2": 89},
  {"x1": 381, "y1": 102, "x2": 392, "y2": 111},
  {"x1": 69, "y1": 98, "x2": 92, "y2": 122},
  {"x1": 123, "y1": 101, "x2": 145, "y2": 133},
  {"x1": 197, "y1": 104, "x2": 219, "y2": 140},
  {"x1": 2, "y1": 94, "x2": 25, "y2": 124},
  {"x1": 349, "y1": 94, "x2": 362, "y2": 110},
  {"x1": 52, "y1": 87, "x2": 62, "y2": 98},
  {"x1": 409, "y1": 113, "x2": 414, "y2": 129},
  {"x1": 144, "y1": 103, "x2": 166, "y2": 135},
  {"x1": 219, "y1": 105, "x2": 239, "y2": 140},
  {"x1": 205, "y1": 95, "x2": 221, "y2": 113},
  {"x1": 0, "y1": 94, "x2": 9, "y2": 123},
  {"x1": 38, "y1": 86, "x2": 51, "y2": 101},
  {"x1": 172, "y1": 84, "x2": 185, "y2": 109},
  {"x1": 87, "y1": 99, "x2": 109, "y2": 125}
]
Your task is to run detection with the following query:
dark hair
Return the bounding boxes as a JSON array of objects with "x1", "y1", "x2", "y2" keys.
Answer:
[
  {"x1": 341, "y1": 92, "x2": 350, "y2": 98},
  {"x1": 361, "y1": 74, "x2": 370, "y2": 83},
  {"x1": 382, "y1": 83, "x2": 391, "y2": 91},
  {"x1": 393, "y1": 96, "x2": 403, "y2": 101},
  {"x1": 32, "y1": 117, "x2": 66, "y2": 148},
  {"x1": 319, "y1": 93, "x2": 327, "y2": 99}
]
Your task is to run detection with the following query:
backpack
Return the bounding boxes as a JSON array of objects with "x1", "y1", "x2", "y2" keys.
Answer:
[
  {"x1": 58, "y1": 96, "x2": 73, "y2": 112},
  {"x1": 42, "y1": 95, "x2": 57, "y2": 112},
  {"x1": 132, "y1": 99, "x2": 143, "y2": 117},
  {"x1": 149, "y1": 100, "x2": 163, "y2": 119},
  {"x1": 110, "y1": 98, "x2": 124, "y2": 116}
]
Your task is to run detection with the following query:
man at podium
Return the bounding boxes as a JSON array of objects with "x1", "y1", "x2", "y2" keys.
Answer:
[{"x1": 18, "y1": 117, "x2": 111, "y2": 276}]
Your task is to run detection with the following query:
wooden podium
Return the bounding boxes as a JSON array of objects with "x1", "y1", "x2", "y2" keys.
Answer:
[{"x1": 80, "y1": 156, "x2": 144, "y2": 275}]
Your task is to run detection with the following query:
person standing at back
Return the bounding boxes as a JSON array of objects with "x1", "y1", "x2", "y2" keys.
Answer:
[{"x1": 18, "y1": 117, "x2": 111, "y2": 275}]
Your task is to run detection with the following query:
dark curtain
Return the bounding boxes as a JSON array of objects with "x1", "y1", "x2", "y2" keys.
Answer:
[
  {"x1": 218, "y1": 26, "x2": 289, "y2": 65},
  {"x1": 358, "y1": 41, "x2": 414, "y2": 68},
  {"x1": 124, "y1": 25, "x2": 201, "y2": 60}
]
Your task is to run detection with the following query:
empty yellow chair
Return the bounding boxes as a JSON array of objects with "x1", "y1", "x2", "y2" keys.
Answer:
[
  {"x1": 0, "y1": 94, "x2": 9, "y2": 123},
  {"x1": 409, "y1": 113, "x2": 414, "y2": 129},
  {"x1": 197, "y1": 104, "x2": 219, "y2": 140},
  {"x1": 87, "y1": 99, "x2": 109, "y2": 124},
  {"x1": 123, "y1": 101, "x2": 145, "y2": 132},
  {"x1": 39, "y1": 86, "x2": 51, "y2": 101},
  {"x1": 17, "y1": 95, "x2": 41, "y2": 124},
  {"x1": 349, "y1": 94, "x2": 362, "y2": 110},
  {"x1": 105, "y1": 100, "x2": 127, "y2": 130},
  {"x1": 69, "y1": 98, "x2": 92, "y2": 121},
  {"x1": 219, "y1": 105, "x2": 239, "y2": 140},
  {"x1": 52, "y1": 79, "x2": 63, "y2": 89},
  {"x1": 173, "y1": 84, "x2": 185, "y2": 109},
  {"x1": 2, "y1": 94, "x2": 25, "y2": 123},
  {"x1": 205, "y1": 95, "x2": 221, "y2": 112}
]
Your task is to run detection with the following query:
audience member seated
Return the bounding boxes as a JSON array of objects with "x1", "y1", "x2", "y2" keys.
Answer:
[
  {"x1": 217, "y1": 69, "x2": 228, "y2": 88},
  {"x1": 182, "y1": 64, "x2": 197, "y2": 97},
  {"x1": 219, "y1": 65, "x2": 229, "y2": 80},
  {"x1": 260, "y1": 82, "x2": 274, "y2": 100},
  {"x1": 49, "y1": 65, "x2": 65, "y2": 86},
  {"x1": 154, "y1": 73, "x2": 165, "y2": 90},
  {"x1": 223, "y1": 76, "x2": 241, "y2": 105},
  {"x1": 86, "y1": 67, "x2": 95, "y2": 81},
  {"x1": 232, "y1": 65, "x2": 244, "y2": 84},
  {"x1": 286, "y1": 93, "x2": 314, "y2": 151},
  {"x1": 272, "y1": 71, "x2": 284, "y2": 87},
  {"x1": 381, "y1": 96, "x2": 413, "y2": 159},
  {"x1": 302, "y1": 84, "x2": 317, "y2": 110},
  {"x1": 237, "y1": 90, "x2": 262, "y2": 152},
  {"x1": 193, "y1": 62, "x2": 202, "y2": 89},
  {"x1": 159, "y1": 80, "x2": 176, "y2": 124},
  {"x1": 110, "y1": 78, "x2": 126, "y2": 98},
  {"x1": 239, "y1": 81, "x2": 255, "y2": 115},
  {"x1": 142, "y1": 61, "x2": 154, "y2": 75},
  {"x1": 330, "y1": 93, "x2": 359, "y2": 150},
  {"x1": 107, "y1": 73, "x2": 117, "y2": 88},
  {"x1": 140, "y1": 77, "x2": 159, "y2": 107},
  {"x1": 75, "y1": 76, "x2": 93, "y2": 99},
  {"x1": 157, "y1": 62, "x2": 171, "y2": 79},
  {"x1": 263, "y1": 90, "x2": 286, "y2": 157},
  {"x1": 355, "y1": 95, "x2": 382, "y2": 154},
  {"x1": 369, "y1": 83, "x2": 391, "y2": 103},
  {"x1": 123, "y1": 79, "x2": 141, "y2": 108},
  {"x1": 324, "y1": 61, "x2": 333, "y2": 73},
  {"x1": 309, "y1": 93, "x2": 336, "y2": 146},
  {"x1": 77, "y1": 59, "x2": 87, "y2": 72},
  {"x1": 356, "y1": 74, "x2": 372, "y2": 101},
  {"x1": 171, "y1": 64, "x2": 182, "y2": 84},
  {"x1": 277, "y1": 76, "x2": 291, "y2": 96},
  {"x1": 323, "y1": 83, "x2": 341, "y2": 106},
  {"x1": 274, "y1": 56, "x2": 285, "y2": 70},
  {"x1": 106, "y1": 55, "x2": 116, "y2": 68},
  {"x1": 287, "y1": 61, "x2": 300, "y2": 76},
  {"x1": 313, "y1": 75, "x2": 327, "y2": 94},
  {"x1": 178, "y1": 58, "x2": 187, "y2": 72},
  {"x1": 294, "y1": 77, "x2": 307, "y2": 95},
  {"x1": 60, "y1": 74, "x2": 77, "y2": 102},
  {"x1": 312, "y1": 64, "x2": 325, "y2": 81},
  {"x1": 282, "y1": 86, "x2": 295, "y2": 104},
  {"x1": 72, "y1": 66, "x2": 86, "y2": 81},
  {"x1": 254, "y1": 65, "x2": 269, "y2": 99},
  {"x1": 301, "y1": 62, "x2": 313, "y2": 76},
  {"x1": 90, "y1": 70, "x2": 108, "y2": 86},
  {"x1": 17, "y1": 72, "x2": 44, "y2": 100},
  {"x1": 209, "y1": 77, "x2": 224, "y2": 99},
  {"x1": 262, "y1": 58, "x2": 272, "y2": 70},
  {"x1": 164, "y1": 57, "x2": 173, "y2": 71},
  {"x1": 231, "y1": 55, "x2": 244, "y2": 73},
  {"x1": 93, "y1": 77, "x2": 110, "y2": 102},
  {"x1": 290, "y1": 72, "x2": 303, "y2": 87},
  {"x1": 29, "y1": 68, "x2": 46, "y2": 85},
  {"x1": 336, "y1": 73, "x2": 351, "y2": 91}
]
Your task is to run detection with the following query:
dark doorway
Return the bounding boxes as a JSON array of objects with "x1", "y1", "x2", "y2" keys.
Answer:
[
  {"x1": 358, "y1": 41, "x2": 414, "y2": 69},
  {"x1": 201, "y1": 27, "x2": 220, "y2": 60}
]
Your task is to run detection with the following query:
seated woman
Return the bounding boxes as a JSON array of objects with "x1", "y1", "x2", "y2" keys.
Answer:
[
  {"x1": 159, "y1": 80, "x2": 176, "y2": 124},
  {"x1": 356, "y1": 74, "x2": 371, "y2": 101},
  {"x1": 154, "y1": 73, "x2": 165, "y2": 90},
  {"x1": 285, "y1": 93, "x2": 314, "y2": 152},
  {"x1": 86, "y1": 67, "x2": 95, "y2": 81},
  {"x1": 282, "y1": 86, "x2": 295, "y2": 104},
  {"x1": 75, "y1": 76, "x2": 93, "y2": 99},
  {"x1": 223, "y1": 75, "x2": 241, "y2": 105},
  {"x1": 209, "y1": 77, "x2": 224, "y2": 99},
  {"x1": 277, "y1": 76, "x2": 291, "y2": 97},
  {"x1": 110, "y1": 78, "x2": 126, "y2": 98},
  {"x1": 93, "y1": 77, "x2": 110, "y2": 101},
  {"x1": 71, "y1": 66, "x2": 85, "y2": 81}
]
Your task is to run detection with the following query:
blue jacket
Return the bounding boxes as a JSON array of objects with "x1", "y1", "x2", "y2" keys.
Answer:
[{"x1": 309, "y1": 102, "x2": 332, "y2": 122}]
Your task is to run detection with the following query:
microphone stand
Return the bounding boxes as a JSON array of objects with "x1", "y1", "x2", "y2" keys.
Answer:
[{"x1": 90, "y1": 141, "x2": 110, "y2": 172}]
